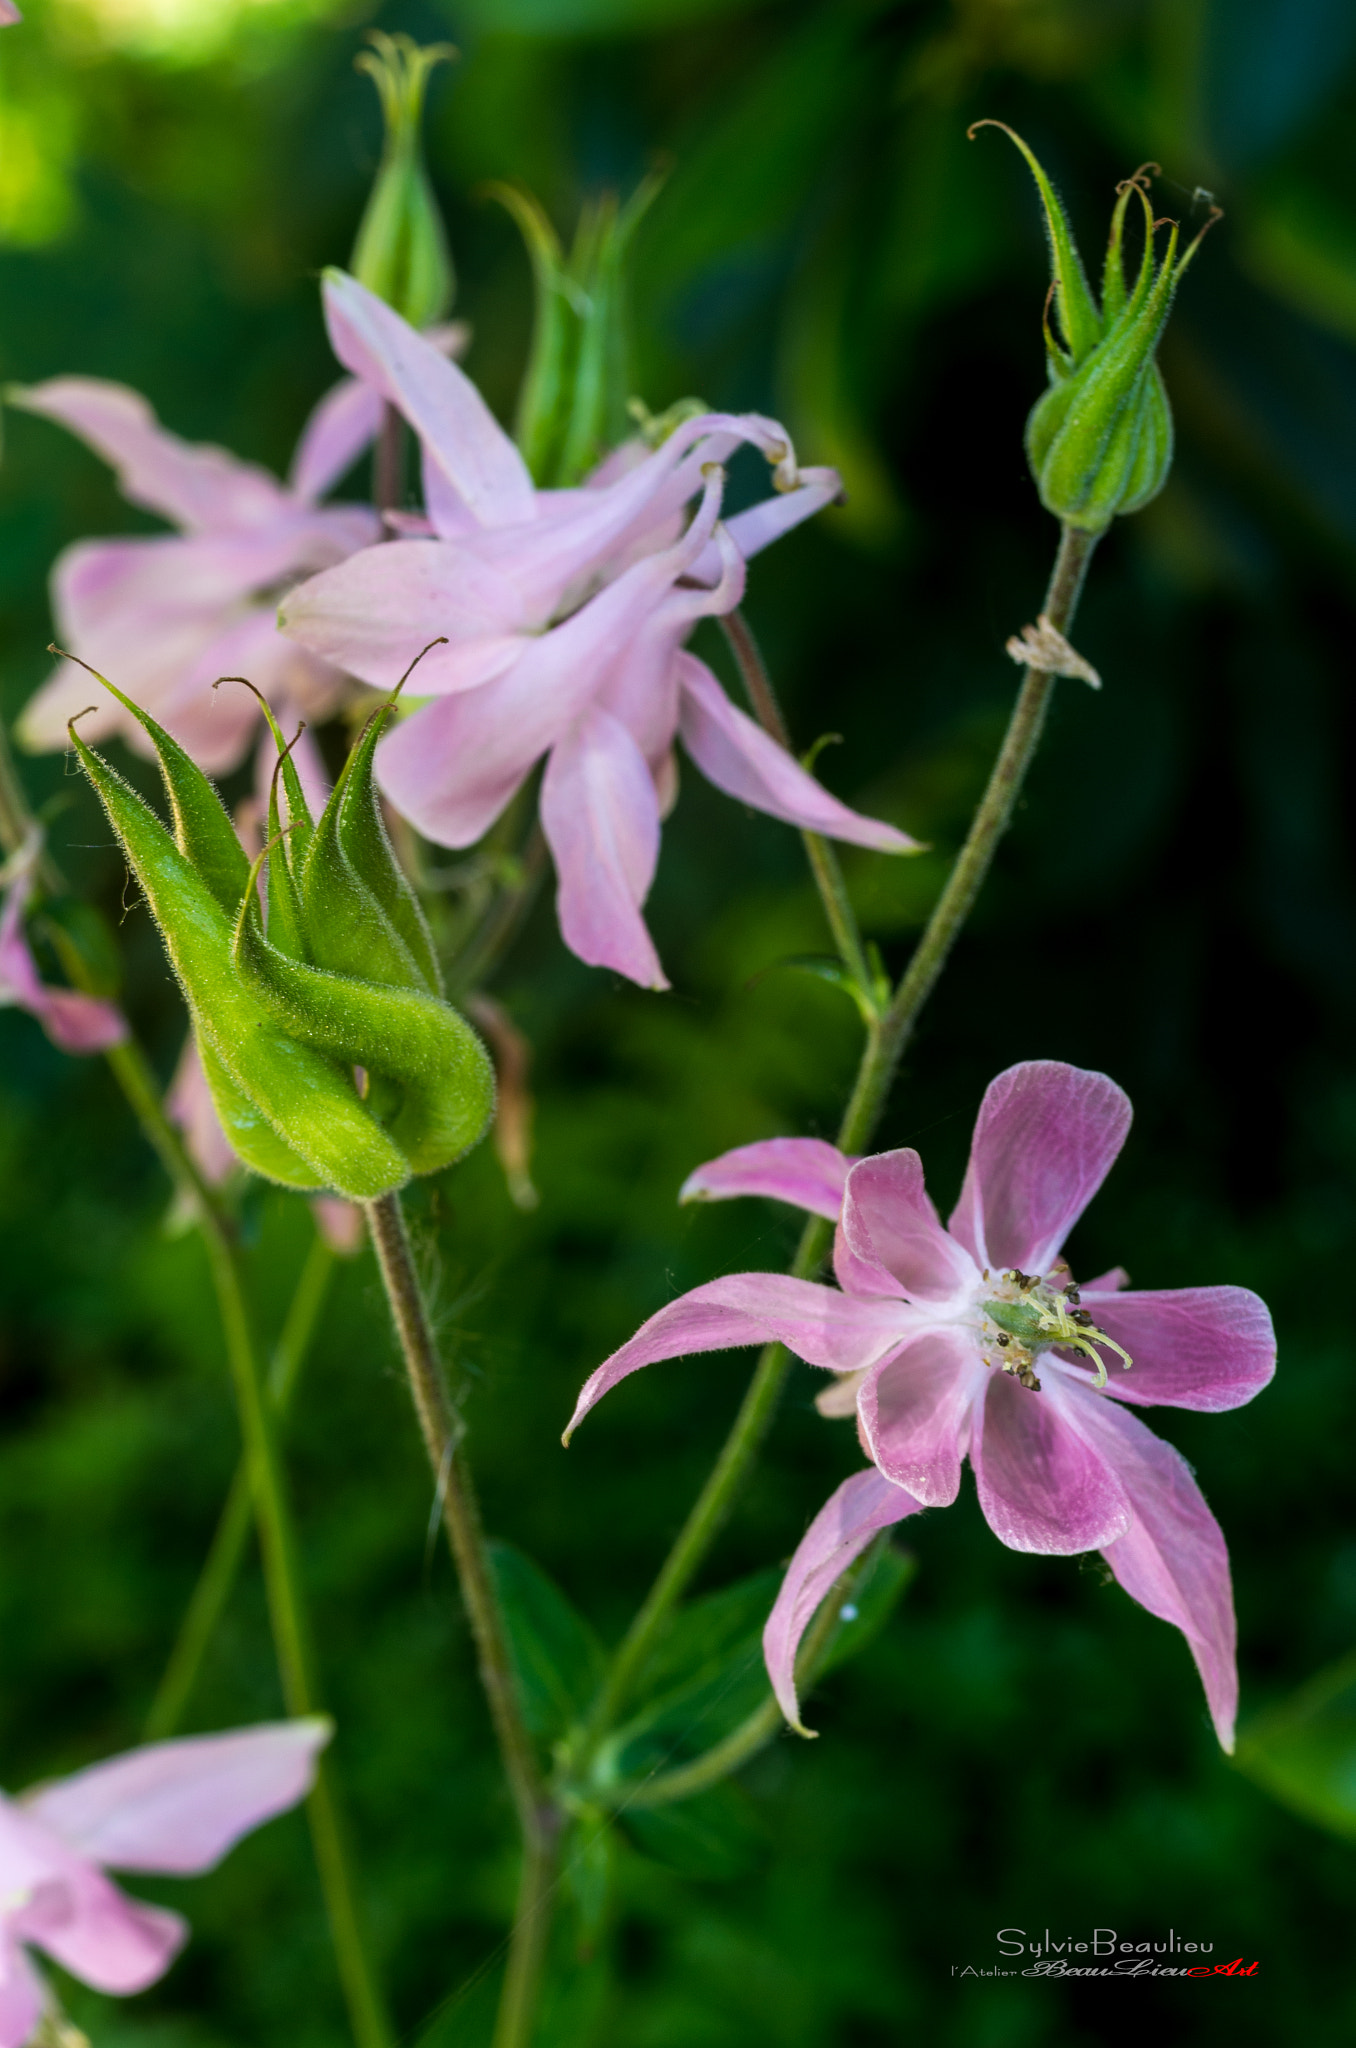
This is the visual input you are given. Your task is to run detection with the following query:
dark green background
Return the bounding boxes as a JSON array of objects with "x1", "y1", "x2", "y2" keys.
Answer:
[{"x1": 2, "y1": 1, "x2": 1354, "y2": 2042}]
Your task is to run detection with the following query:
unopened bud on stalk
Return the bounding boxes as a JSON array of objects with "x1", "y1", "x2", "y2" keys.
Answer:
[
  {"x1": 972, "y1": 122, "x2": 1219, "y2": 533},
  {"x1": 351, "y1": 31, "x2": 456, "y2": 330},
  {"x1": 66, "y1": 649, "x2": 493, "y2": 1201}
]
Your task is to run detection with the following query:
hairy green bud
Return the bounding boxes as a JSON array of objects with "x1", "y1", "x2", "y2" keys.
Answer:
[
  {"x1": 351, "y1": 31, "x2": 456, "y2": 331},
  {"x1": 973, "y1": 122, "x2": 1218, "y2": 533},
  {"x1": 489, "y1": 173, "x2": 664, "y2": 487},
  {"x1": 67, "y1": 661, "x2": 493, "y2": 1201}
]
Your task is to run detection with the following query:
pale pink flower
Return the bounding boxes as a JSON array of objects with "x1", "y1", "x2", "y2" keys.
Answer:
[
  {"x1": 566, "y1": 1061, "x2": 1276, "y2": 1747},
  {"x1": 11, "y1": 375, "x2": 383, "y2": 775},
  {"x1": 0, "y1": 841, "x2": 126, "y2": 1055},
  {"x1": 0, "y1": 6, "x2": 21, "y2": 27},
  {"x1": 280, "y1": 271, "x2": 917, "y2": 988},
  {"x1": 0, "y1": 1719, "x2": 328, "y2": 2046}
]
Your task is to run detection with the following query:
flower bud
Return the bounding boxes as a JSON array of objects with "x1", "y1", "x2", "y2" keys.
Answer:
[
  {"x1": 973, "y1": 122, "x2": 1218, "y2": 533},
  {"x1": 351, "y1": 32, "x2": 456, "y2": 331},
  {"x1": 69, "y1": 669, "x2": 493, "y2": 1201},
  {"x1": 490, "y1": 173, "x2": 663, "y2": 486}
]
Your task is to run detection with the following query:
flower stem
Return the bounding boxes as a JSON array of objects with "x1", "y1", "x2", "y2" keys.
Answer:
[
  {"x1": 590, "y1": 523, "x2": 1097, "y2": 1731},
  {"x1": 198, "y1": 1222, "x2": 392, "y2": 2048},
  {"x1": 719, "y1": 609, "x2": 876, "y2": 998},
  {"x1": 374, "y1": 402, "x2": 405, "y2": 516},
  {"x1": 362, "y1": 1191, "x2": 559, "y2": 2048},
  {"x1": 144, "y1": 1227, "x2": 337, "y2": 1742}
]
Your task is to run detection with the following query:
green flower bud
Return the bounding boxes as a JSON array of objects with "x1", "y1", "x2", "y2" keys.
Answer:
[
  {"x1": 973, "y1": 122, "x2": 1219, "y2": 533},
  {"x1": 67, "y1": 661, "x2": 493, "y2": 1201},
  {"x1": 351, "y1": 31, "x2": 456, "y2": 331},
  {"x1": 489, "y1": 173, "x2": 664, "y2": 487}
]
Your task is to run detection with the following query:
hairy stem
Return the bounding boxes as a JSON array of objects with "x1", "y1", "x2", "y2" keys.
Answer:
[
  {"x1": 144, "y1": 1227, "x2": 337, "y2": 1741},
  {"x1": 363, "y1": 1191, "x2": 558, "y2": 2048},
  {"x1": 719, "y1": 609, "x2": 875, "y2": 996},
  {"x1": 590, "y1": 524, "x2": 1096, "y2": 1732}
]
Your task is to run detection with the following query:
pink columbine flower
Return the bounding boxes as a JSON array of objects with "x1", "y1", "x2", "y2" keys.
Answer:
[
  {"x1": 10, "y1": 374, "x2": 385, "y2": 775},
  {"x1": 565, "y1": 1061, "x2": 1276, "y2": 1748},
  {"x1": 0, "y1": 6, "x2": 21, "y2": 27},
  {"x1": 279, "y1": 270, "x2": 917, "y2": 988},
  {"x1": 0, "y1": 1718, "x2": 328, "y2": 2045},
  {"x1": 0, "y1": 840, "x2": 126, "y2": 1055}
]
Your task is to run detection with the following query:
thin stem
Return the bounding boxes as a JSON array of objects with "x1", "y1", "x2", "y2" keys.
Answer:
[
  {"x1": 589, "y1": 524, "x2": 1097, "y2": 1736},
  {"x1": 200, "y1": 1226, "x2": 392, "y2": 2048},
  {"x1": 719, "y1": 610, "x2": 875, "y2": 996},
  {"x1": 616, "y1": 1535, "x2": 888, "y2": 1810},
  {"x1": 373, "y1": 402, "x2": 405, "y2": 516},
  {"x1": 363, "y1": 1191, "x2": 558, "y2": 2048},
  {"x1": 0, "y1": 724, "x2": 387, "y2": 2039},
  {"x1": 144, "y1": 1229, "x2": 337, "y2": 1742}
]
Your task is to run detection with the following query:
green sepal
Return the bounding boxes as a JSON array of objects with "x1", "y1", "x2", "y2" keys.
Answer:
[
  {"x1": 316, "y1": 697, "x2": 441, "y2": 993},
  {"x1": 351, "y1": 32, "x2": 456, "y2": 330},
  {"x1": 83, "y1": 668, "x2": 249, "y2": 918},
  {"x1": 975, "y1": 124, "x2": 1217, "y2": 530},
  {"x1": 494, "y1": 171, "x2": 663, "y2": 487},
  {"x1": 233, "y1": 877, "x2": 493, "y2": 1180},
  {"x1": 69, "y1": 725, "x2": 410, "y2": 1196}
]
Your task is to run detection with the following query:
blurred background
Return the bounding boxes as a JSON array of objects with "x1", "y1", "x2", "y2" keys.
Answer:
[{"x1": 3, "y1": 1, "x2": 1356, "y2": 2043}]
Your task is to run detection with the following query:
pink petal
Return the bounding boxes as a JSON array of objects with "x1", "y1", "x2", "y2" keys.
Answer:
[
  {"x1": 278, "y1": 536, "x2": 527, "y2": 696},
  {"x1": 949, "y1": 1060, "x2": 1132, "y2": 1276},
  {"x1": 540, "y1": 708, "x2": 666, "y2": 989},
  {"x1": 322, "y1": 270, "x2": 535, "y2": 530},
  {"x1": 762, "y1": 1468, "x2": 924, "y2": 1731},
  {"x1": 27, "y1": 1719, "x2": 330, "y2": 1875},
  {"x1": 1065, "y1": 1392, "x2": 1239, "y2": 1748},
  {"x1": 677, "y1": 655, "x2": 918, "y2": 851},
  {"x1": 842, "y1": 1150, "x2": 980, "y2": 1302},
  {"x1": 311, "y1": 1197, "x2": 366, "y2": 1256},
  {"x1": 289, "y1": 376, "x2": 382, "y2": 501},
  {"x1": 375, "y1": 470, "x2": 735, "y2": 849},
  {"x1": 687, "y1": 464, "x2": 844, "y2": 582},
  {"x1": 10, "y1": 378, "x2": 289, "y2": 532},
  {"x1": 1079, "y1": 1286, "x2": 1276, "y2": 1413},
  {"x1": 0, "y1": 870, "x2": 127, "y2": 1056},
  {"x1": 0, "y1": 4, "x2": 23, "y2": 26},
  {"x1": 0, "y1": 1933, "x2": 44, "y2": 2048},
  {"x1": 857, "y1": 1328, "x2": 981, "y2": 1506},
  {"x1": 971, "y1": 1366, "x2": 1132, "y2": 1553},
  {"x1": 563, "y1": 1274, "x2": 913, "y2": 1443},
  {"x1": 679, "y1": 1137, "x2": 851, "y2": 1218},
  {"x1": 831, "y1": 1224, "x2": 904, "y2": 1300},
  {"x1": 20, "y1": 1882, "x2": 186, "y2": 1996}
]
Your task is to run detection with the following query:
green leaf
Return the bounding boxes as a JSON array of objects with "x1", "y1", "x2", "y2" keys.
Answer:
[
  {"x1": 604, "y1": 1569, "x2": 783, "y2": 1780},
  {"x1": 623, "y1": 1779, "x2": 767, "y2": 1881},
  {"x1": 1235, "y1": 1648, "x2": 1356, "y2": 1841},
  {"x1": 811, "y1": 1539, "x2": 917, "y2": 1683},
  {"x1": 488, "y1": 1541, "x2": 605, "y2": 1749}
]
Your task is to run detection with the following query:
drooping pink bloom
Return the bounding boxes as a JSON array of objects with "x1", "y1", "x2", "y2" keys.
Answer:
[
  {"x1": 0, "y1": 6, "x2": 22, "y2": 27},
  {"x1": 0, "y1": 1719, "x2": 328, "y2": 2045},
  {"x1": 280, "y1": 271, "x2": 917, "y2": 987},
  {"x1": 11, "y1": 375, "x2": 383, "y2": 775},
  {"x1": 566, "y1": 1062, "x2": 1276, "y2": 1747},
  {"x1": 0, "y1": 841, "x2": 126, "y2": 1055}
]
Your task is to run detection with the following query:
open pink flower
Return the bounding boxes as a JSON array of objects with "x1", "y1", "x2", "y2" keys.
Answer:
[
  {"x1": 11, "y1": 375, "x2": 383, "y2": 775},
  {"x1": 0, "y1": 1719, "x2": 328, "y2": 2045},
  {"x1": 0, "y1": 6, "x2": 21, "y2": 27},
  {"x1": 0, "y1": 841, "x2": 126, "y2": 1055},
  {"x1": 566, "y1": 1062, "x2": 1276, "y2": 1747},
  {"x1": 279, "y1": 271, "x2": 917, "y2": 987}
]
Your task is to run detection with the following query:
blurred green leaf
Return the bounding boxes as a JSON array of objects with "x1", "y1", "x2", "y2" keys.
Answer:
[
  {"x1": 1235, "y1": 1648, "x2": 1356, "y2": 1841},
  {"x1": 812, "y1": 1540, "x2": 917, "y2": 1683},
  {"x1": 606, "y1": 1568, "x2": 783, "y2": 1776},
  {"x1": 457, "y1": 0, "x2": 767, "y2": 36},
  {"x1": 623, "y1": 1778, "x2": 767, "y2": 1879},
  {"x1": 489, "y1": 1540, "x2": 606, "y2": 1747}
]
